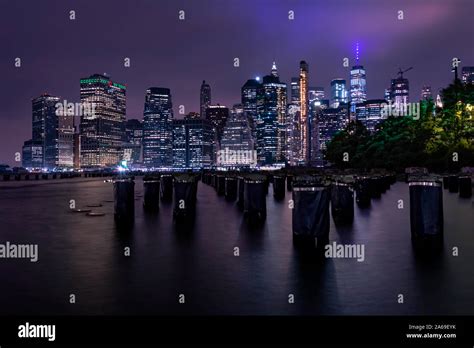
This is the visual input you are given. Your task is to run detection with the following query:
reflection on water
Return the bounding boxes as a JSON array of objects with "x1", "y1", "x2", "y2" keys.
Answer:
[{"x1": 0, "y1": 178, "x2": 473, "y2": 315}]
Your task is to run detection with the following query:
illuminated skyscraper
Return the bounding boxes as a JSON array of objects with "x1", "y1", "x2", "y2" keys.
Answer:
[
  {"x1": 299, "y1": 61, "x2": 309, "y2": 164},
  {"x1": 172, "y1": 118, "x2": 215, "y2": 169},
  {"x1": 256, "y1": 65, "x2": 287, "y2": 165},
  {"x1": 241, "y1": 78, "x2": 262, "y2": 144},
  {"x1": 291, "y1": 77, "x2": 300, "y2": 103},
  {"x1": 123, "y1": 119, "x2": 143, "y2": 165},
  {"x1": 350, "y1": 44, "x2": 367, "y2": 106},
  {"x1": 355, "y1": 99, "x2": 386, "y2": 132},
  {"x1": 461, "y1": 66, "x2": 474, "y2": 85},
  {"x1": 220, "y1": 104, "x2": 255, "y2": 167},
  {"x1": 318, "y1": 105, "x2": 349, "y2": 153},
  {"x1": 205, "y1": 105, "x2": 229, "y2": 145},
  {"x1": 421, "y1": 85, "x2": 432, "y2": 100},
  {"x1": 384, "y1": 88, "x2": 391, "y2": 103},
  {"x1": 142, "y1": 87, "x2": 173, "y2": 168},
  {"x1": 390, "y1": 76, "x2": 409, "y2": 106},
  {"x1": 80, "y1": 74, "x2": 126, "y2": 168},
  {"x1": 350, "y1": 66, "x2": 367, "y2": 103},
  {"x1": 200, "y1": 80, "x2": 211, "y2": 118},
  {"x1": 309, "y1": 87, "x2": 325, "y2": 103},
  {"x1": 330, "y1": 79, "x2": 348, "y2": 108},
  {"x1": 25, "y1": 94, "x2": 74, "y2": 170}
]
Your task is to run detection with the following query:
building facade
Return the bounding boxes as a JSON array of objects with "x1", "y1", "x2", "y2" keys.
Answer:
[
  {"x1": 330, "y1": 79, "x2": 348, "y2": 108},
  {"x1": 200, "y1": 80, "x2": 211, "y2": 118},
  {"x1": 355, "y1": 99, "x2": 386, "y2": 133},
  {"x1": 143, "y1": 87, "x2": 174, "y2": 168},
  {"x1": 205, "y1": 105, "x2": 229, "y2": 145},
  {"x1": 172, "y1": 119, "x2": 215, "y2": 169},
  {"x1": 256, "y1": 68, "x2": 287, "y2": 165},
  {"x1": 79, "y1": 74, "x2": 126, "y2": 168},
  {"x1": 219, "y1": 104, "x2": 256, "y2": 167},
  {"x1": 24, "y1": 93, "x2": 74, "y2": 170}
]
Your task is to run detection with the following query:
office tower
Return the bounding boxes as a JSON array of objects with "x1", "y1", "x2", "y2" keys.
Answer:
[
  {"x1": 350, "y1": 44, "x2": 367, "y2": 106},
  {"x1": 241, "y1": 78, "x2": 262, "y2": 144},
  {"x1": 291, "y1": 77, "x2": 300, "y2": 103},
  {"x1": 271, "y1": 61, "x2": 278, "y2": 77},
  {"x1": 390, "y1": 76, "x2": 409, "y2": 106},
  {"x1": 205, "y1": 105, "x2": 229, "y2": 144},
  {"x1": 219, "y1": 104, "x2": 255, "y2": 167},
  {"x1": 200, "y1": 80, "x2": 211, "y2": 118},
  {"x1": 142, "y1": 87, "x2": 173, "y2": 168},
  {"x1": 421, "y1": 85, "x2": 432, "y2": 100},
  {"x1": 318, "y1": 105, "x2": 350, "y2": 154},
  {"x1": 309, "y1": 87, "x2": 325, "y2": 103},
  {"x1": 355, "y1": 99, "x2": 386, "y2": 133},
  {"x1": 384, "y1": 88, "x2": 391, "y2": 103},
  {"x1": 79, "y1": 74, "x2": 126, "y2": 168},
  {"x1": 73, "y1": 133, "x2": 81, "y2": 169},
  {"x1": 55, "y1": 105, "x2": 75, "y2": 169},
  {"x1": 22, "y1": 140, "x2": 43, "y2": 169},
  {"x1": 185, "y1": 112, "x2": 200, "y2": 120},
  {"x1": 350, "y1": 66, "x2": 367, "y2": 104},
  {"x1": 286, "y1": 103, "x2": 300, "y2": 166},
  {"x1": 25, "y1": 93, "x2": 74, "y2": 170},
  {"x1": 299, "y1": 61, "x2": 309, "y2": 164},
  {"x1": 123, "y1": 119, "x2": 143, "y2": 165},
  {"x1": 256, "y1": 65, "x2": 287, "y2": 165},
  {"x1": 172, "y1": 119, "x2": 215, "y2": 169},
  {"x1": 461, "y1": 66, "x2": 474, "y2": 84},
  {"x1": 330, "y1": 79, "x2": 348, "y2": 108}
]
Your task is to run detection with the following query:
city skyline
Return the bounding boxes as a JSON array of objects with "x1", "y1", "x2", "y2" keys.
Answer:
[{"x1": 1, "y1": 0, "x2": 473, "y2": 166}]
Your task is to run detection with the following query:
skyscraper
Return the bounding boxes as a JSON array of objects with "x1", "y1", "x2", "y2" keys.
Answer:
[
  {"x1": 318, "y1": 105, "x2": 349, "y2": 154},
  {"x1": 290, "y1": 77, "x2": 300, "y2": 103},
  {"x1": 79, "y1": 74, "x2": 126, "y2": 168},
  {"x1": 24, "y1": 93, "x2": 74, "y2": 170},
  {"x1": 350, "y1": 43, "x2": 367, "y2": 106},
  {"x1": 256, "y1": 65, "x2": 287, "y2": 165},
  {"x1": 219, "y1": 104, "x2": 256, "y2": 167},
  {"x1": 205, "y1": 105, "x2": 229, "y2": 145},
  {"x1": 461, "y1": 66, "x2": 474, "y2": 85},
  {"x1": 421, "y1": 85, "x2": 432, "y2": 100},
  {"x1": 241, "y1": 78, "x2": 262, "y2": 144},
  {"x1": 309, "y1": 87, "x2": 325, "y2": 103},
  {"x1": 390, "y1": 76, "x2": 409, "y2": 106},
  {"x1": 142, "y1": 87, "x2": 173, "y2": 168},
  {"x1": 22, "y1": 140, "x2": 43, "y2": 169},
  {"x1": 355, "y1": 99, "x2": 386, "y2": 132},
  {"x1": 299, "y1": 61, "x2": 309, "y2": 164},
  {"x1": 330, "y1": 79, "x2": 348, "y2": 108},
  {"x1": 123, "y1": 119, "x2": 143, "y2": 165},
  {"x1": 200, "y1": 80, "x2": 211, "y2": 118},
  {"x1": 172, "y1": 118, "x2": 215, "y2": 169},
  {"x1": 350, "y1": 65, "x2": 367, "y2": 104}
]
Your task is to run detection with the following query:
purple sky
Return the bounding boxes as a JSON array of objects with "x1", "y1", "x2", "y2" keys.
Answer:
[{"x1": 1, "y1": 0, "x2": 473, "y2": 166}]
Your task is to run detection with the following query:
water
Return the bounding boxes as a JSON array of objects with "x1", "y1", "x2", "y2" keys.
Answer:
[{"x1": 0, "y1": 178, "x2": 473, "y2": 315}]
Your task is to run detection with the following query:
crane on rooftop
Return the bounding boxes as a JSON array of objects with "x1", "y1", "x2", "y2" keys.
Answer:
[{"x1": 397, "y1": 67, "x2": 413, "y2": 79}]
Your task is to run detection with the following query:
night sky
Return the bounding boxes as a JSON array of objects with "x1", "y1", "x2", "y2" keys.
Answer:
[{"x1": 1, "y1": 0, "x2": 473, "y2": 166}]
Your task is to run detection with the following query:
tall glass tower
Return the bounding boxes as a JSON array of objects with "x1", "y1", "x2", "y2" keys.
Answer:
[
  {"x1": 330, "y1": 79, "x2": 348, "y2": 108},
  {"x1": 256, "y1": 64, "x2": 287, "y2": 165},
  {"x1": 142, "y1": 87, "x2": 173, "y2": 168},
  {"x1": 350, "y1": 43, "x2": 367, "y2": 105},
  {"x1": 80, "y1": 74, "x2": 126, "y2": 168},
  {"x1": 299, "y1": 61, "x2": 309, "y2": 164},
  {"x1": 200, "y1": 80, "x2": 211, "y2": 118},
  {"x1": 241, "y1": 78, "x2": 261, "y2": 145}
]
